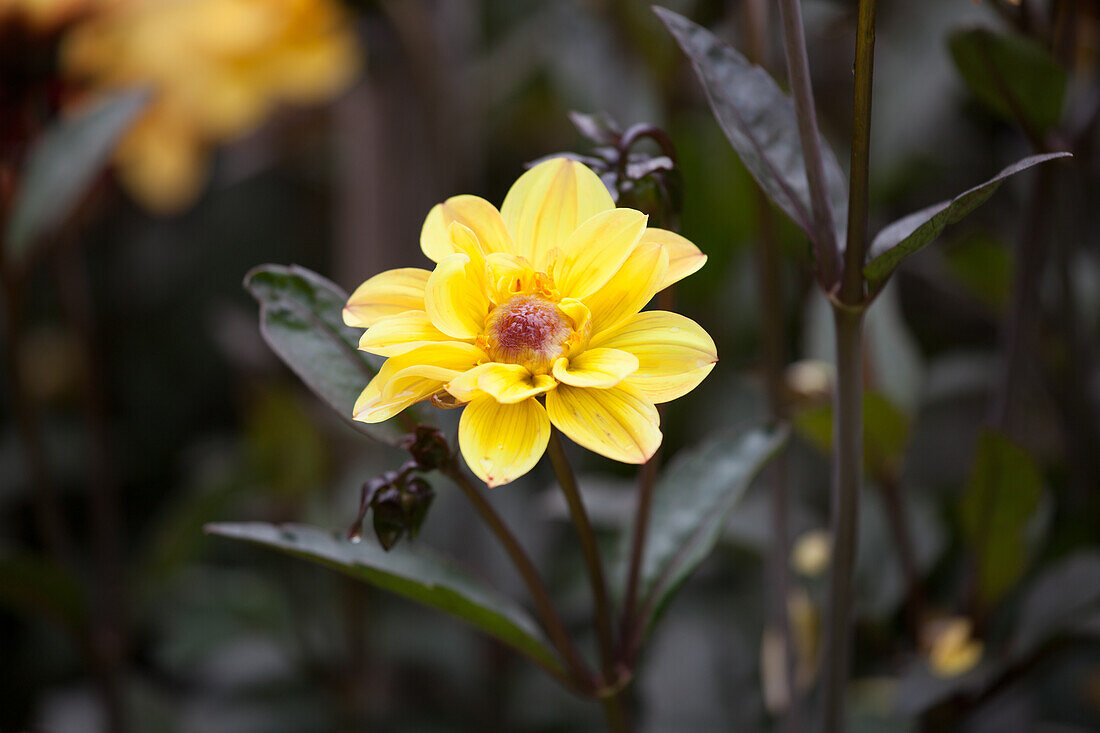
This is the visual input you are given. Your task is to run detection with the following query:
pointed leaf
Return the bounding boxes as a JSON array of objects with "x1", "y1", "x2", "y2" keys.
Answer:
[
  {"x1": 244, "y1": 264, "x2": 408, "y2": 445},
  {"x1": 949, "y1": 28, "x2": 1067, "y2": 135},
  {"x1": 632, "y1": 424, "x2": 788, "y2": 633},
  {"x1": 863, "y1": 153, "x2": 1070, "y2": 288},
  {"x1": 655, "y1": 7, "x2": 847, "y2": 248},
  {"x1": 205, "y1": 522, "x2": 563, "y2": 674},
  {"x1": 6, "y1": 89, "x2": 148, "y2": 259}
]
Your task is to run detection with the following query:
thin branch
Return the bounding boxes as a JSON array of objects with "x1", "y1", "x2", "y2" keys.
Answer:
[
  {"x1": 776, "y1": 0, "x2": 841, "y2": 288},
  {"x1": 546, "y1": 432, "x2": 624, "y2": 725},
  {"x1": 744, "y1": 1, "x2": 799, "y2": 728},
  {"x1": 440, "y1": 461, "x2": 596, "y2": 692},
  {"x1": 840, "y1": 0, "x2": 878, "y2": 306}
]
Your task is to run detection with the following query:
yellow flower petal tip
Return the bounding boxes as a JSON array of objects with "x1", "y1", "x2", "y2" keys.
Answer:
[
  {"x1": 344, "y1": 159, "x2": 714, "y2": 485},
  {"x1": 926, "y1": 618, "x2": 983, "y2": 678}
]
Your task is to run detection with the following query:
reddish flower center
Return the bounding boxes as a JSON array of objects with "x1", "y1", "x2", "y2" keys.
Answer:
[{"x1": 484, "y1": 295, "x2": 571, "y2": 373}]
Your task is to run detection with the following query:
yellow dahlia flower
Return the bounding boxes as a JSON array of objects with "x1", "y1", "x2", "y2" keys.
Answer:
[
  {"x1": 344, "y1": 158, "x2": 717, "y2": 487},
  {"x1": 62, "y1": 0, "x2": 359, "y2": 211}
]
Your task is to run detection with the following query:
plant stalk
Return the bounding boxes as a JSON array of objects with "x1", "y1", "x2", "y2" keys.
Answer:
[
  {"x1": 54, "y1": 238, "x2": 129, "y2": 733},
  {"x1": 822, "y1": 308, "x2": 865, "y2": 733},
  {"x1": 775, "y1": 0, "x2": 841, "y2": 287},
  {"x1": 743, "y1": 0, "x2": 800, "y2": 727},
  {"x1": 441, "y1": 461, "x2": 595, "y2": 691},
  {"x1": 619, "y1": 455, "x2": 656, "y2": 653},
  {"x1": 841, "y1": 0, "x2": 878, "y2": 306},
  {"x1": 822, "y1": 0, "x2": 876, "y2": 729},
  {"x1": 546, "y1": 430, "x2": 626, "y2": 732}
]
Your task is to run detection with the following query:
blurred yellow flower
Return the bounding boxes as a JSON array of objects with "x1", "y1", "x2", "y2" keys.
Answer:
[
  {"x1": 927, "y1": 617, "x2": 983, "y2": 677},
  {"x1": 0, "y1": 0, "x2": 92, "y2": 31},
  {"x1": 62, "y1": 0, "x2": 360, "y2": 211},
  {"x1": 792, "y1": 528, "x2": 832, "y2": 577},
  {"x1": 345, "y1": 158, "x2": 716, "y2": 487}
]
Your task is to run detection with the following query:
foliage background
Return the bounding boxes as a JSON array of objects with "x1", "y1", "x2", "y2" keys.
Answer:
[{"x1": 2, "y1": 0, "x2": 1099, "y2": 730}]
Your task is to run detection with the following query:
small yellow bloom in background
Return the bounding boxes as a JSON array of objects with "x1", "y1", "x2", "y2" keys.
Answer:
[
  {"x1": 62, "y1": 0, "x2": 360, "y2": 212},
  {"x1": 791, "y1": 528, "x2": 832, "y2": 578},
  {"x1": 926, "y1": 616, "x2": 983, "y2": 677},
  {"x1": 344, "y1": 158, "x2": 717, "y2": 487}
]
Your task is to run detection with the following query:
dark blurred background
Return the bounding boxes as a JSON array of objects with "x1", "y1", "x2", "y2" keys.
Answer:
[{"x1": 2, "y1": 0, "x2": 1100, "y2": 730}]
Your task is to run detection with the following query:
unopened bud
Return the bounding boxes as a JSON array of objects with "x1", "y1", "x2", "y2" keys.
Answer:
[{"x1": 399, "y1": 426, "x2": 452, "y2": 472}]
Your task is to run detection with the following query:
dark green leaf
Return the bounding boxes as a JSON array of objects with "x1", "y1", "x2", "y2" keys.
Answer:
[
  {"x1": 863, "y1": 153, "x2": 1070, "y2": 288},
  {"x1": 632, "y1": 425, "x2": 788, "y2": 632},
  {"x1": 654, "y1": 7, "x2": 847, "y2": 248},
  {"x1": 0, "y1": 553, "x2": 87, "y2": 632},
  {"x1": 949, "y1": 28, "x2": 1067, "y2": 134},
  {"x1": 945, "y1": 234, "x2": 1013, "y2": 310},
  {"x1": 205, "y1": 522, "x2": 563, "y2": 673},
  {"x1": 244, "y1": 264, "x2": 407, "y2": 445},
  {"x1": 959, "y1": 430, "x2": 1043, "y2": 607},
  {"x1": 5, "y1": 89, "x2": 148, "y2": 259},
  {"x1": 794, "y1": 391, "x2": 911, "y2": 477},
  {"x1": 1011, "y1": 551, "x2": 1100, "y2": 660}
]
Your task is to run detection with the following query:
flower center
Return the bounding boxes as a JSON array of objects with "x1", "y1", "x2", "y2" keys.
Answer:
[{"x1": 484, "y1": 294, "x2": 571, "y2": 374}]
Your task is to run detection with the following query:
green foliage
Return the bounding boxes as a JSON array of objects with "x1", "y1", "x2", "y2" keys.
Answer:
[
  {"x1": 794, "y1": 391, "x2": 911, "y2": 477},
  {"x1": 862, "y1": 153, "x2": 1071, "y2": 289},
  {"x1": 5, "y1": 89, "x2": 148, "y2": 259},
  {"x1": 244, "y1": 264, "x2": 407, "y2": 446},
  {"x1": 205, "y1": 522, "x2": 564, "y2": 673},
  {"x1": 959, "y1": 430, "x2": 1043, "y2": 608},
  {"x1": 244, "y1": 388, "x2": 329, "y2": 499},
  {"x1": 949, "y1": 28, "x2": 1067, "y2": 134},
  {"x1": 945, "y1": 234, "x2": 1013, "y2": 309},
  {"x1": 629, "y1": 425, "x2": 788, "y2": 634},
  {"x1": 654, "y1": 7, "x2": 847, "y2": 249}
]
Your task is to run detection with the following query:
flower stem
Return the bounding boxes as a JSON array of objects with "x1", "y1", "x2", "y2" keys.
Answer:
[
  {"x1": 775, "y1": 0, "x2": 840, "y2": 287},
  {"x1": 822, "y1": 308, "x2": 865, "y2": 733},
  {"x1": 441, "y1": 460, "x2": 595, "y2": 692},
  {"x1": 822, "y1": 1, "x2": 876, "y2": 729},
  {"x1": 743, "y1": 0, "x2": 801, "y2": 727},
  {"x1": 547, "y1": 430, "x2": 626, "y2": 732},
  {"x1": 841, "y1": 0, "x2": 878, "y2": 307}
]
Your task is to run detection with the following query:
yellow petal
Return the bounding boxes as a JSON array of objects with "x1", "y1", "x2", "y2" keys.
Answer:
[
  {"x1": 343, "y1": 268, "x2": 430, "y2": 327},
  {"x1": 459, "y1": 396, "x2": 550, "y2": 487},
  {"x1": 583, "y1": 241, "x2": 669, "y2": 336},
  {"x1": 447, "y1": 362, "x2": 557, "y2": 404},
  {"x1": 421, "y1": 194, "x2": 515, "y2": 263},
  {"x1": 353, "y1": 342, "x2": 485, "y2": 423},
  {"x1": 643, "y1": 228, "x2": 707, "y2": 290},
  {"x1": 424, "y1": 253, "x2": 490, "y2": 339},
  {"x1": 501, "y1": 158, "x2": 615, "y2": 267},
  {"x1": 357, "y1": 311, "x2": 456, "y2": 356},
  {"x1": 545, "y1": 383, "x2": 661, "y2": 464},
  {"x1": 485, "y1": 252, "x2": 536, "y2": 304},
  {"x1": 552, "y1": 348, "x2": 639, "y2": 389},
  {"x1": 590, "y1": 311, "x2": 717, "y2": 403},
  {"x1": 552, "y1": 208, "x2": 648, "y2": 300}
]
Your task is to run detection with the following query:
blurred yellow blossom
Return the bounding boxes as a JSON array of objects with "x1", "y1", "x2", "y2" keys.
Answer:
[
  {"x1": 0, "y1": 0, "x2": 93, "y2": 31},
  {"x1": 792, "y1": 528, "x2": 832, "y2": 577},
  {"x1": 926, "y1": 617, "x2": 983, "y2": 677},
  {"x1": 62, "y1": 0, "x2": 360, "y2": 211},
  {"x1": 344, "y1": 158, "x2": 715, "y2": 487}
]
